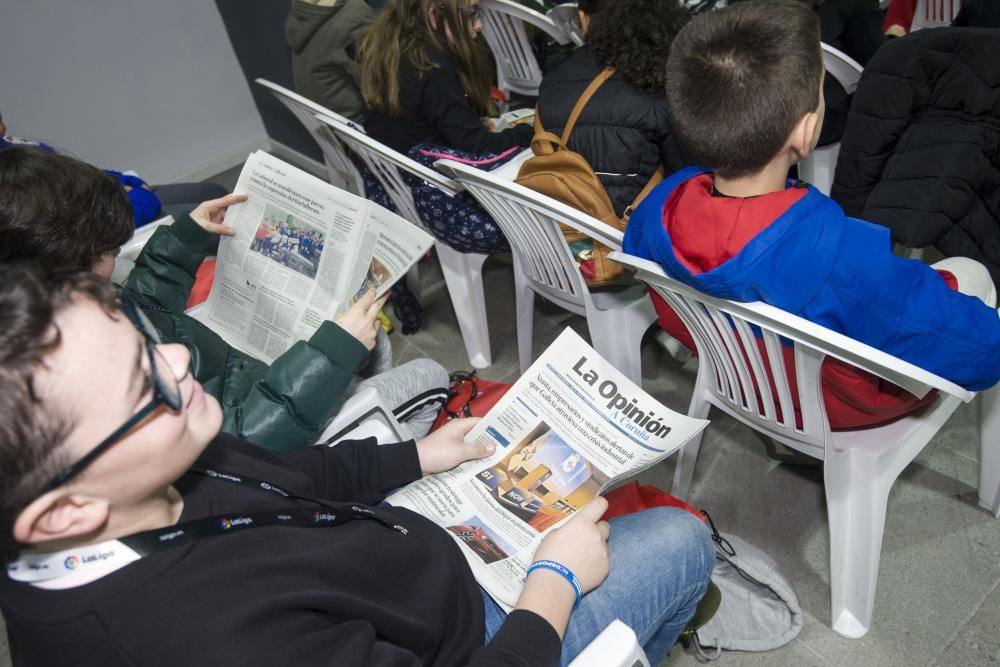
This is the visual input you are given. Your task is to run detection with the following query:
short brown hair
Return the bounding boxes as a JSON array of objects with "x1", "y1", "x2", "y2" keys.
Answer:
[
  {"x1": 665, "y1": 1, "x2": 822, "y2": 178},
  {"x1": 0, "y1": 264, "x2": 122, "y2": 555},
  {"x1": 0, "y1": 146, "x2": 134, "y2": 272}
]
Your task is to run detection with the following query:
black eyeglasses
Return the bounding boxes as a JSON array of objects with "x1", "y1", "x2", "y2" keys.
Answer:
[{"x1": 40, "y1": 298, "x2": 183, "y2": 493}]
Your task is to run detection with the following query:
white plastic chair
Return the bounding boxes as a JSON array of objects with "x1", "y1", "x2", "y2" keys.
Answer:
[
  {"x1": 438, "y1": 160, "x2": 655, "y2": 384},
  {"x1": 254, "y1": 78, "x2": 365, "y2": 195},
  {"x1": 316, "y1": 114, "x2": 496, "y2": 370},
  {"x1": 547, "y1": 3, "x2": 585, "y2": 47},
  {"x1": 912, "y1": 0, "x2": 961, "y2": 29},
  {"x1": 569, "y1": 619, "x2": 650, "y2": 667},
  {"x1": 797, "y1": 44, "x2": 863, "y2": 196},
  {"x1": 480, "y1": 0, "x2": 571, "y2": 97},
  {"x1": 315, "y1": 386, "x2": 406, "y2": 447},
  {"x1": 611, "y1": 250, "x2": 1000, "y2": 639}
]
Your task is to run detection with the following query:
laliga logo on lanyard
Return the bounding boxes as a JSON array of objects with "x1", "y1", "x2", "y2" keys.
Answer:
[{"x1": 64, "y1": 555, "x2": 81, "y2": 570}]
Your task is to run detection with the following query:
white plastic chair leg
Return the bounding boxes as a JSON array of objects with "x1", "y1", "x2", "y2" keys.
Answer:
[
  {"x1": 824, "y1": 445, "x2": 893, "y2": 639},
  {"x1": 514, "y1": 267, "x2": 536, "y2": 374},
  {"x1": 977, "y1": 385, "x2": 1000, "y2": 517},
  {"x1": 586, "y1": 295, "x2": 655, "y2": 385},
  {"x1": 435, "y1": 243, "x2": 492, "y2": 369},
  {"x1": 672, "y1": 389, "x2": 712, "y2": 500}
]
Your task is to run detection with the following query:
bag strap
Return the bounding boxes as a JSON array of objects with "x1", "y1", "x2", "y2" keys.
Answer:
[
  {"x1": 560, "y1": 67, "x2": 615, "y2": 144},
  {"x1": 623, "y1": 165, "x2": 666, "y2": 218}
]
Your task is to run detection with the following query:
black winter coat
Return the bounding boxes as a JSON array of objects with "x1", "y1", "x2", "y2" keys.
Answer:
[
  {"x1": 831, "y1": 28, "x2": 1000, "y2": 282},
  {"x1": 816, "y1": 0, "x2": 885, "y2": 145},
  {"x1": 536, "y1": 47, "x2": 690, "y2": 217}
]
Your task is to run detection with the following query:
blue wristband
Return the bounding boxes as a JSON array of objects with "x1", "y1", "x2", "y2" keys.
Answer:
[{"x1": 526, "y1": 559, "x2": 583, "y2": 608}]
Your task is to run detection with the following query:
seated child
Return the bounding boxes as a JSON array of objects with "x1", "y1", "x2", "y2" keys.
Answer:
[
  {"x1": 622, "y1": 0, "x2": 1000, "y2": 429},
  {"x1": 0, "y1": 263, "x2": 713, "y2": 665},
  {"x1": 0, "y1": 146, "x2": 449, "y2": 451}
]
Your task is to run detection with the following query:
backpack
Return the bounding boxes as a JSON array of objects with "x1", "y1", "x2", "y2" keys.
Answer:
[{"x1": 515, "y1": 67, "x2": 664, "y2": 287}]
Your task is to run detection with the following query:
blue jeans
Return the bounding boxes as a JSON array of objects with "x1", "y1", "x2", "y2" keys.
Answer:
[{"x1": 482, "y1": 507, "x2": 715, "y2": 666}]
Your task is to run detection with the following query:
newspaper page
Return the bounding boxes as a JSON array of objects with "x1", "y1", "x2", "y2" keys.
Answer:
[
  {"x1": 193, "y1": 151, "x2": 433, "y2": 363},
  {"x1": 386, "y1": 328, "x2": 709, "y2": 609}
]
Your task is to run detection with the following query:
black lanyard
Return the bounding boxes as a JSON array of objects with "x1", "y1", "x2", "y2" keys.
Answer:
[{"x1": 120, "y1": 465, "x2": 409, "y2": 557}]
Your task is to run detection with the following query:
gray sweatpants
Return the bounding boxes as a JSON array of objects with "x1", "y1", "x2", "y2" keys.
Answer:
[{"x1": 344, "y1": 328, "x2": 450, "y2": 441}]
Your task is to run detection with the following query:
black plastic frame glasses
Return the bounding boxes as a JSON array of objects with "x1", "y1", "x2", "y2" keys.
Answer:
[{"x1": 40, "y1": 298, "x2": 183, "y2": 494}]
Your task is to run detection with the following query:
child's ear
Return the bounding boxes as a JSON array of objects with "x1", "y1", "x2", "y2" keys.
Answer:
[
  {"x1": 789, "y1": 110, "x2": 821, "y2": 162},
  {"x1": 13, "y1": 492, "x2": 111, "y2": 547}
]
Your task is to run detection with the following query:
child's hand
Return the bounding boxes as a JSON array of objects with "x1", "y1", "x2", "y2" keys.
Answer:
[
  {"x1": 415, "y1": 418, "x2": 494, "y2": 474},
  {"x1": 530, "y1": 497, "x2": 611, "y2": 595},
  {"x1": 333, "y1": 288, "x2": 389, "y2": 350},
  {"x1": 190, "y1": 194, "x2": 248, "y2": 236}
]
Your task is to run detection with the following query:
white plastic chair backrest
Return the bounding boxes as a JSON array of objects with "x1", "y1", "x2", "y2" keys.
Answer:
[
  {"x1": 547, "y1": 3, "x2": 585, "y2": 47},
  {"x1": 480, "y1": 0, "x2": 569, "y2": 96},
  {"x1": 254, "y1": 78, "x2": 363, "y2": 189},
  {"x1": 820, "y1": 43, "x2": 863, "y2": 95},
  {"x1": 315, "y1": 114, "x2": 461, "y2": 227},
  {"x1": 609, "y1": 251, "x2": 973, "y2": 451},
  {"x1": 568, "y1": 619, "x2": 650, "y2": 667},
  {"x1": 438, "y1": 158, "x2": 615, "y2": 304},
  {"x1": 913, "y1": 0, "x2": 960, "y2": 29}
]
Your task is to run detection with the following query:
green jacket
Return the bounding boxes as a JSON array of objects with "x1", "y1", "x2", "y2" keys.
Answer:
[
  {"x1": 125, "y1": 214, "x2": 368, "y2": 452},
  {"x1": 286, "y1": 0, "x2": 375, "y2": 123}
]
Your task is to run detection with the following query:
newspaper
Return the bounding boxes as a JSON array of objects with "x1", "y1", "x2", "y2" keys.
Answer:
[
  {"x1": 387, "y1": 328, "x2": 709, "y2": 610},
  {"x1": 193, "y1": 151, "x2": 433, "y2": 363}
]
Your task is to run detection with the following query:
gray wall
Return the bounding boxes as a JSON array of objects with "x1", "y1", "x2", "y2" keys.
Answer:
[{"x1": 0, "y1": 0, "x2": 268, "y2": 184}]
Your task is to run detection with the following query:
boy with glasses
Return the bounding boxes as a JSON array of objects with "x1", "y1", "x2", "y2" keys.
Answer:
[{"x1": 0, "y1": 263, "x2": 713, "y2": 666}]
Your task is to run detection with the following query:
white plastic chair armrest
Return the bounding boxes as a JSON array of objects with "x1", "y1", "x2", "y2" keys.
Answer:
[
  {"x1": 315, "y1": 386, "x2": 406, "y2": 447},
  {"x1": 433, "y1": 158, "x2": 623, "y2": 250},
  {"x1": 568, "y1": 619, "x2": 650, "y2": 667},
  {"x1": 315, "y1": 113, "x2": 464, "y2": 197}
]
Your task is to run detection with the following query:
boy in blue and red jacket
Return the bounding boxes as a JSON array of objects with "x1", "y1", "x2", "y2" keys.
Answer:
[{"x1": 623, "y1": 0, "x2": 1000, "y2": 429}]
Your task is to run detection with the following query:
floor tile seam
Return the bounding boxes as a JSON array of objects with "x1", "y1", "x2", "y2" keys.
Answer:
[
  {"x1": 929, "y1": 573, "x2": 1000, "y2": 664},
  {"x1": 405, "y1": 332, "x2": 521, "y2": 379},
  {"x1": 939, "y1": 445, "x2": 978, "y2": 464},
  {"x1": 792, "y1": 633, "x2": 830, "y2": 665}
]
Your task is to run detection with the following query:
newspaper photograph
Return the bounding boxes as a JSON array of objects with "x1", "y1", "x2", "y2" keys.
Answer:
[
  {"x1": 386, "y1": 328, "x2": 709, "y2": 609},
  {"x1": 192, "y1": 151, "x2": 433, "y2": 363}
]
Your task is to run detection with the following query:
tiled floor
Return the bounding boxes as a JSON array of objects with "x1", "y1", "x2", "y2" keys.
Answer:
[{"x1": 3, "y1": 166, "x2": 999, "y2": 666}]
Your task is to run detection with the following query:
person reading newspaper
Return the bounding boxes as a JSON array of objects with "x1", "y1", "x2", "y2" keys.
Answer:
[
  {"x1": 0, "y1": 263, "x2": 714, "y2": 667},
  {"x1": 0, "y1": 146, "x2": 449, "y2": 452}
]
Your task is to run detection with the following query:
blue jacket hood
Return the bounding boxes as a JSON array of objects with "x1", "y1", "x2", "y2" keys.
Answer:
[{"x1": 623, "y1": 167, "x2": 847, "y2": 315}]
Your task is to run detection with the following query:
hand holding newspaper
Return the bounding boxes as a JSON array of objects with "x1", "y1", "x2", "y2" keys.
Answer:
[
  {"x1": 387, "y1": 328, "x2": 709, "y2": 610},
  {"x1": 191, "y1": 151, "x2": 433, "y2": 363}
]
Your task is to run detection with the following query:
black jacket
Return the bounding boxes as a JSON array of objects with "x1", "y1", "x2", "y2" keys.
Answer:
[
  {"x1": 536, "y1": 47, "x2": 690, "y2": 217},
  {"x1": 816, "y1": 0, "x2": 885, "y2": 146},
  {"x1": 0, "y1": 435, "x2": 562, "y2": 667},
  {"x1": 954, "y1": 0, "x2": 1000, "y2": 28},
  {"x1": 365, "y1": 47, "x2": 533, "y2": 155},
  {"x1": 831, "y1": 28, "x2": 1000, "y2": 282}
]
